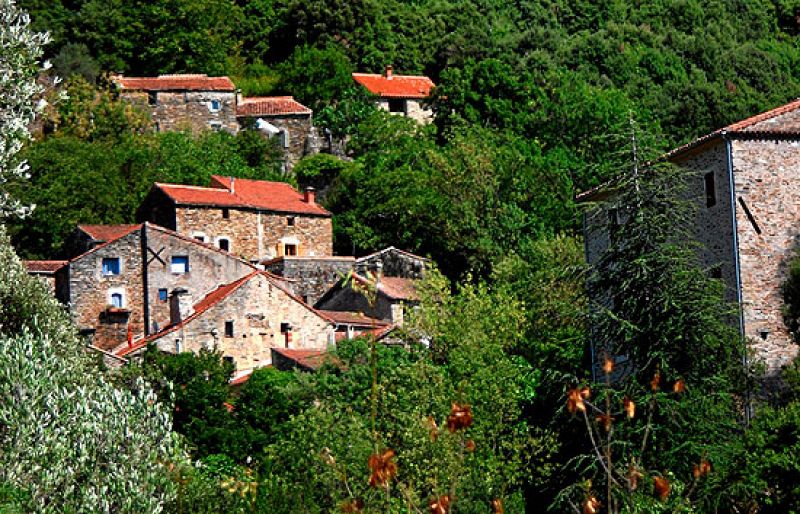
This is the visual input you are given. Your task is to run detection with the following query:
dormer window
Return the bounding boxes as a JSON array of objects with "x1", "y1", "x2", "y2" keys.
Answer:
[
  {"x1": 102, "y1": 257, "x2": 120, "y2": 276},
  {"x1": 209, "y1": 99, "x2": 221, "y2": 112}
]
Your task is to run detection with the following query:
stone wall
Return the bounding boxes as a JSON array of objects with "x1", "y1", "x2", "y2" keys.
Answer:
[
  {"x1": 120, "y1": 90, "x2": 238, "y2": 134},
  {"x1": 732, "y1": 138, "x2": 800, "y2": 373},
  {"x1": 143, "y1": 225, "x2": 255, "y2": 334},
  {"x1": 356, "y1": 248, "x2": 428, "y2": 279},
  {"x1": 376, "y1": 99, "x2": 433, "y2": 124},
  {"x1": 153, "y1": 273, "x2": 333, "y2": 371},
  {"x1": 175, "y1": 206, "x2": 333, "y2": 262},
  {"x1": 263, "y1": 256, "x2": 354, "y2": 305},
  {"x1": 63, "y1": 224, "x2": 255, "y2": 351},
  {"x1": 239, "y1": 114, "x2": 313, "y2": 170},
  {"x1": 66, "y1": 230, "x2": 144, "y2": 351}
]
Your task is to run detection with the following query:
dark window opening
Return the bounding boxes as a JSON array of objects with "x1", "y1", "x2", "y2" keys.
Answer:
[
  {"x1": 158, "y1": 288, "x2": 168, "y2": 302},
  {"x1": 284, "y1": 244, "x2": 297, "y2": 256},
  {"x1": 194, "y1": 235, "x2": 205, "y2": 242},
  {"x1": 218, "y1": 238, "x2": 230, "y2": 252},
  {"x1": 287, "y1": 216, "x2": 295, "y2": 226},
  {"x1": 709, "y1": 266, "x2": 723, "y2": 280},
  {"x1": 280, "y1": 322, "x2": 292, "y2": 333},
  {"x1": 704, "y1": 172, "x2": 716, "y2": 208},
  {"x1": 147, "y1": 92, "x2": 158, "y2": 106},
  {"x1": 223, "y1": 356, "x2": 235, "y2": 366},
  {"x1": 608, "y1": 208, "x2": 620, "y2": 226},
  {"x1": 388, "y1": 99, "x2": 406, "y2": 113},
  {"x1": 224, "y1": 321, "x2": 234, "y2": 337},
  {"x1": 222, "y1": 208, "x2": 229, "y2": 219}
]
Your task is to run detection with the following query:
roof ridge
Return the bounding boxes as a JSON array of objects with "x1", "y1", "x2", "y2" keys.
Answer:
[{"x1": 352, "y1": 72, "x2": 432, "y2": 79}]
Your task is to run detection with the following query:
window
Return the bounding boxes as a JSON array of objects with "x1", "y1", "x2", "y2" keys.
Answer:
[
  {"x1": 287, "y1": 216, "x2": 295, "y2": 226},
  {"x1": 218, "y1": 238, "x2": 230, "y2": 252},
  {"x1": 158, "y1": 288, "x2": 168, "y2": 302},
  {"x1": 388, "y1": 99, "x2": 406, "y2": 113},
  {"x1": 192, "y1": 232, "x2": 207, "y2": 243},
  {"x1": 209, "y1": 121, "x2": 223, "y2": 131},
  {"x1": 147, "y1": 91, "x2": 158, "y2": 106},
  {"x1": 102, "y1": 257, "x2": 120, "y2": 275},
  {"x1": 224, "y1": 321, "x2": 234, "y2": 337},
  {"x1": 709, "y1": 266, "x2": 723, "y2": 280},
  {"x1": 221, "y1": 208, "x2": 229, "y2": 219},
  {"x1": 704, "y1": 172, "x2": 716, "y2": 208},
  {"x1": 175, "y1": 339, "x2": 183, "y2": 353},
  {"x1": 110, "y1": 293, "x2": 123, "y2": 308},
  {"x1": 171, "y1": 256, "x2": 189, "y2": 273},
  {"x1": 280, "y1": 129, "x2": 290, "y2": 148},
  {"x1": 209, "y1": 99, "x2": 221, "y2": 112},
  {"x1": 223, "y1": 356, "x2": 235, "y2": 367},
  {"x1": 284, "y1": 244, "x2": 297, "y2": 256}
]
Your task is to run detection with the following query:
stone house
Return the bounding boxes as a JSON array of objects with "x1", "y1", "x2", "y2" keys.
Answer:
[
  {"x1": 352, "y1": 66, "x2": 435, "y2": 124},
  {"x1": 112, "y1": 74, "x2": 238, "y2": 134},
  {"x1": 55, "y1": 223, "x2": 255, "y2": 351},
  {"x1": 236, "y1": 96, "x2": 314, "y2": 170},
  {"x1": 117, "y1": 271, "x2": 335, "y2": 372},
  {"x1": 137, "y1": 175, "x2": 333, "y2": 262},
  {"x1": 581, "y1": 98, "x2": 800, "y2": 377}
]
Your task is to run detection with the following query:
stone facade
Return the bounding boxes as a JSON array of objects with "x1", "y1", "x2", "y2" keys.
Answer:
[
  {"x1": 375, "y1": 98, "x2": 433, "y2": 124},
  {"x1": 239, "y1": 114, "x2": 313, "y2": 170},
  {"x1": 355, "y1": 247, "x2": 429, "y2": 279},
  {"x1": 148, "y1": 272, "x2": 334, "y2": 371},
  {"x1": 583, "y1": 102, "x2": 800, "y2": 378},
  {"x1": 263, "y1": 256, "x2": 355, "y2": 305},
  {"x1": 58, "y1": 224, "x2": 255, "y2": 350},
  {"x1": 173, "y1": 206, "x2": 333, "y2": 262},
  {"x1": 119, "y1": 90, "x2": 238, "y2": 134}
]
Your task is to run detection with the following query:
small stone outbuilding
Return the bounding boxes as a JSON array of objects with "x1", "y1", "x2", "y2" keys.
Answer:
[
  {"x1": 236, "y1": 96, "x2": 314, "y2": 171},
  {"x1": 352, "y1": 66, "x2": 435, "y2": 124}
]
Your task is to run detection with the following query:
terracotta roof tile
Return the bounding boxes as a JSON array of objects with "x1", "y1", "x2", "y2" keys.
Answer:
[
  {"x1": 237, "y1": 96, "x2": 311, "y2": 116},
  {"x1": 271, "y1": 348, "x2": 330, "y2": 370},
  {"x1": 113, "y1": 74, "x2": 235, "y2": 92},
  {"x1": 317, "y1": 310, "x2": 389, "y2": 327},
  {"x1": 24, "y1": 260, "x2": 68, "y2": 273},
  {"x1": 352, "y1": 72, "x2": 435, "y2": 99},
  {"x1": 378, "y1": 277, "x2": 419, "y2": 301},
  {"x1": 78, "y1": 224, "x2": 141, "y2": 242},
  {"x1": 154, "y1": 176, "x2": 330, "y2": 216}
]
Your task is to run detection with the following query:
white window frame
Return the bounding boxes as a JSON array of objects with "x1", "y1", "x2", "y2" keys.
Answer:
[
  {"x1": 102, "y1": 257, "x2": 121, "y2": 276},
  {"x1": 171, "y1": 255, "x2": 189, "y2": 274},
  {"x1": 108, "y1": 287, "x2": 125, "y2": 308},
  {"x1": 191, "y1": 231, "x2": 207, "y2": 243},
  {"x1": 208, "y1": 99, "x2": 221, "y2": 113},
  {"x1": 209, "y1": 120, "x2": 223, "y2": 131}
]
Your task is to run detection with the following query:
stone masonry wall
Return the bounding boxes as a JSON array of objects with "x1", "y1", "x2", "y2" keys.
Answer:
[
  {"x1": 356, "y1": 249, "x2": 428, "y2": 279},
  {"x1": 175, "y1": 206, "x2": 332, "y2": 262},
  {"x1": 376, "y1": 99, "x2": 433, "y2": 124},
  {"x1": 67, "y1": 230, "x2": 144, "y2": 350},
  {"x1": 239, "y1": 114, "x2": 312, "y2": 170},
  {"x1": 120, "y1": 91, "x2": 238, "y2": 134},
  {"x1": 264, "y1": 256, "x2": 354, "y2": 305},
  {"x1": 154, "y1": 274, "x2": 333, "y2": 371},
  {"x1": 732, "y1": 138, "x2": 800, "y2": 374},
  {"x1": 143, "y1": 226, "x2": 255, "y2": 334}
]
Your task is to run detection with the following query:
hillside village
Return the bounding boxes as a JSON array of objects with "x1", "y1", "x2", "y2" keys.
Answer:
[{"x1": 11, "y1": 0, "x2": 800, "y2": 512}]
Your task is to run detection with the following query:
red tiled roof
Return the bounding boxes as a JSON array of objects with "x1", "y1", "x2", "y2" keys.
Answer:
[
  {"x1": 271, "y1": 348, "x2": 330, "y2": 370},
  {"x1": 317, "y1": 310, "x2": 389, "y2": 327},
  {"x1": 113, "y1": 74, "x2": 235, "y2": 92},
  {"x1": 237, "y1": 96, "x2": 311, "y2": 116},
  {"x1": 24, "y1": 260, "x2": 67, "y2": 273},
  {"x1": 378, "y1": 277, "x2": 419, "y2": 301},
  {"x1": 78, "y1": 224, "x2": 141, "y2": 242},
  {"x1": 352, "y1": 73, "x2": 435, "y2": 99},
  {"x1": 154, "y1": 175, "x2": 330, "y2": 216}
]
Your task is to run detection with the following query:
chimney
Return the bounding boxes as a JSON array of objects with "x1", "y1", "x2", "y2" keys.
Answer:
[
  {"x1": 385, "y1": 65, "x2": 393, "y2": 79},
  {"x1": 169, "y1": 288, "x2": 193, "y2": 324},
  {"x1": 303, "y1": 186, "x2": 316, "y2": 204},
  {"x1": 229, "y1": 176, "x2": 235, "y2": 194},
  {"x1": 236, "y1": 88, "x2": 242, "y2": 106},
  {"x1": 374, "y1": 261, "x2": 383, "y2": 283}
]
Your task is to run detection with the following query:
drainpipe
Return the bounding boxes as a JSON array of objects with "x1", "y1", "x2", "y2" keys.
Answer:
[
  {"x1": 724, "y1": 131, "x2": 751, "y2": 422},
  {"x1": 141, "y1": 224, "x2": 151, "y2": 336}
]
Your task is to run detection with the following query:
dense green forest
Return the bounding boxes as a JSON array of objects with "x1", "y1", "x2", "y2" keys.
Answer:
[{"x1": 6, "y1": 0, "x2": 800, "y2": 512}]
